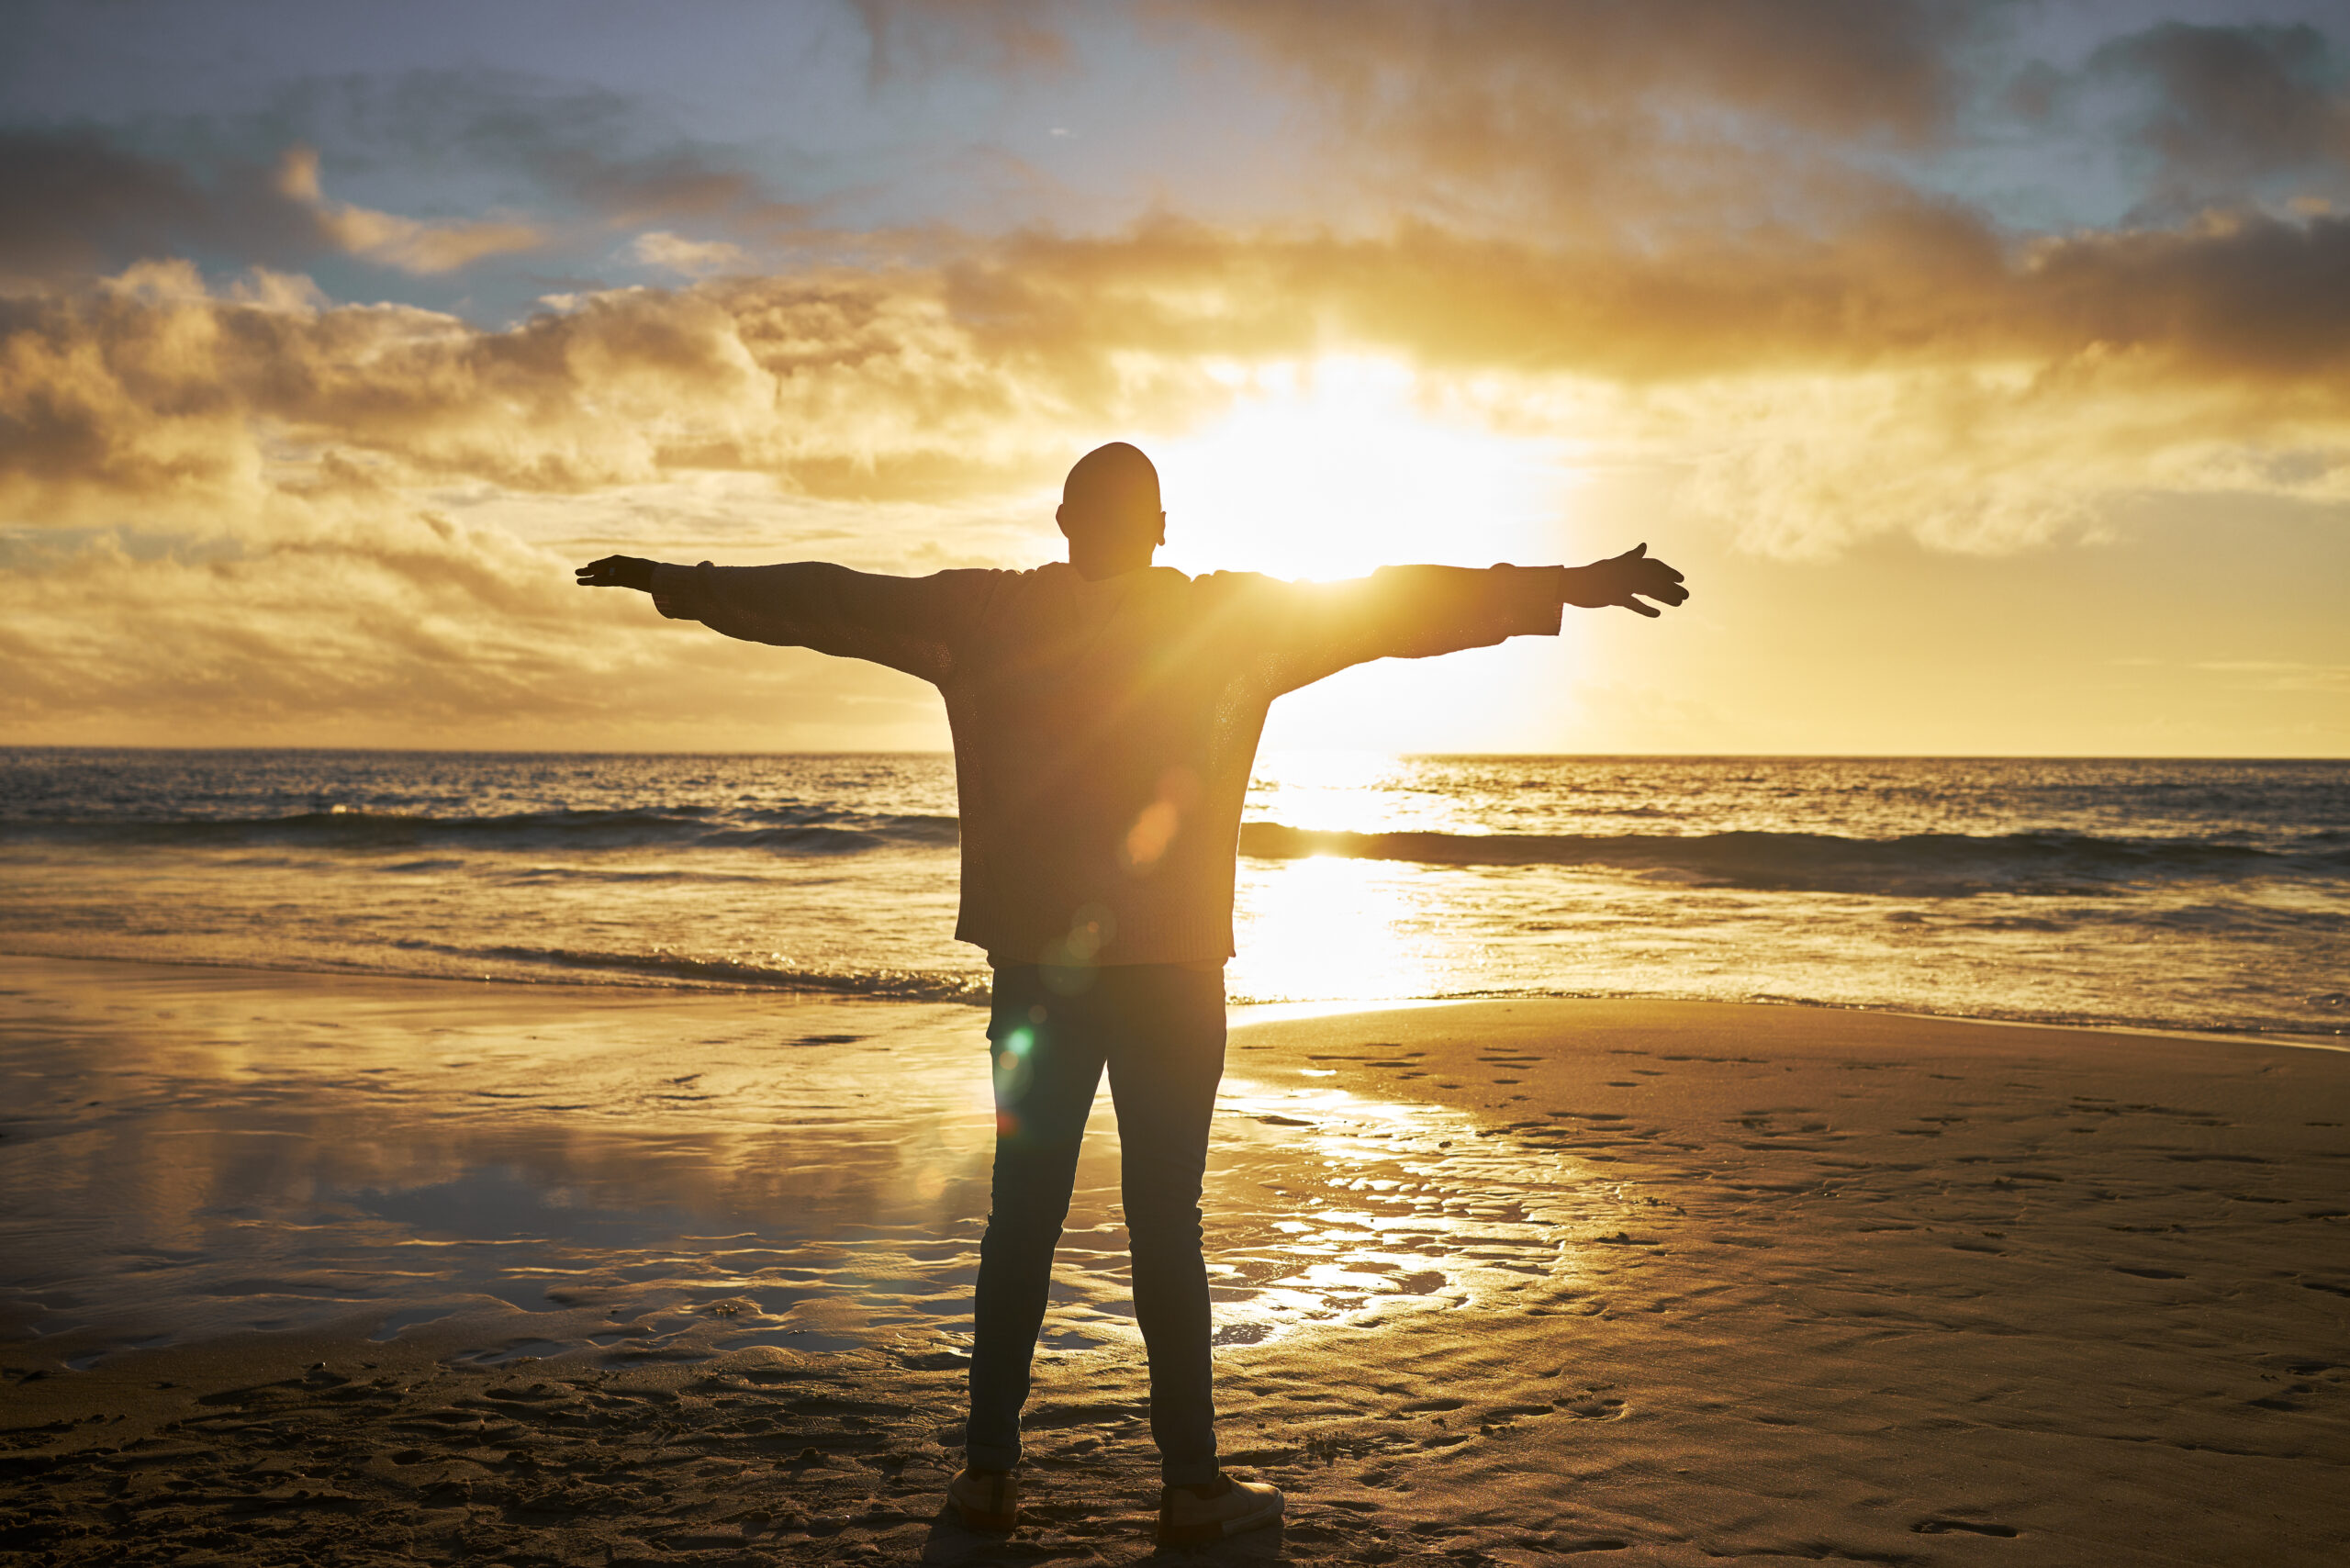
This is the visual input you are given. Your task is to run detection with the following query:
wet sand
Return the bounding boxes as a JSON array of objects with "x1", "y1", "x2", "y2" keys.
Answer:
[{"x1": 2, "y1": 958, "x2": 2345, "y2": 1564}]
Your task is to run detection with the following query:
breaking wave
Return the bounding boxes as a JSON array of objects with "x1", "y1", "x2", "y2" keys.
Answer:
[
  {"x1": 1236, "y1": 823, "x2": 2350, "y2": 895},
  {"x1": 8, "y1": 805, "x2": 2344, "y2": 900},
  {"x1": 1, "y1": 806, "x2": 961, "y2": 856},
  {"x1": 472, "y1": 945, "x2": 990, "y2": 1002}
]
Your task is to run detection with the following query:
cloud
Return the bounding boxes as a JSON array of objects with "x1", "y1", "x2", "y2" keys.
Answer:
[
  {"x1": 1184, "y1": 0, "x2": 1970, "y2": 183},
  {"x1": 0, "y1": 129, "x2": 307, "y2": 281},
  {"x1": 5, "y1": 185, "x2": 2348, "y2": 608},
  {"x1": 0, "y1": 130, "x2": 544, "y2": 281},
  {"x1": 272, "y1": 68, "x2": 811, "y2": 234},
  {"x1": 0, "y1": 260, "x2": 966, "y2": 745},
  {"x1": 0, "y1": 492, "x2": 927, "y2": 747},
  {"x1": 856, "y1": 0, "x2": 1980, "y2": 237},
  {"x1": 629, "y1": 230, "x2": 752, "y2": 277},
  {"x1": 526, "y1": 142, "x2": 811, "y2": 232},
  {"x1": 2089, "y1": 21, "x2": 2350, "y2": 213},
  {"x1": 273, "y1": 146, "x2": 543, "y2": 274},
  {"x1": 945, "y1": 207, "x2": 2350, "y2": 391},
  {"x1": 0, "y1": 256, "x2": 1114, "y2": 537}
]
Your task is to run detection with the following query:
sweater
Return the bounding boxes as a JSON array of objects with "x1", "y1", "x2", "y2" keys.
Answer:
[{"x1": 649, "y1": 559, "x2": 1568, "y2": 967}]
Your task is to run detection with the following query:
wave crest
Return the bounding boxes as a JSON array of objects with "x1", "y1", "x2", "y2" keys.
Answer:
[
  {"x1": 475, "y1": 945, "x2": 989, "y2": 1002},
  {"x1": 2, "y1": 807, "x2": 960, "y2": 856},
  {"x1": 1236, "y1": 823, "x2": 2346, "y2": 894}
]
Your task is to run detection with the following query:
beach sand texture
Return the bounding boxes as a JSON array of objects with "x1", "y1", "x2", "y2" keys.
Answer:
[{"x1": 2, "y1": 958, "x2": 2344, "y2": 1565}]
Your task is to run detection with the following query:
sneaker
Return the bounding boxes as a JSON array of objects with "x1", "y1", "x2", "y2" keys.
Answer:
[
  {"x1": 946, "y1": 1465, "x2": 1018, "y2": 1532},
  {"x1": 1156, "y1": 1472, "x2": 1284, "y2": 1546}
]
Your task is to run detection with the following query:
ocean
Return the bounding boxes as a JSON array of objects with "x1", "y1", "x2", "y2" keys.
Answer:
[{"x1": 4, "y1": 749, "x2": 2343, "y2": 1039}]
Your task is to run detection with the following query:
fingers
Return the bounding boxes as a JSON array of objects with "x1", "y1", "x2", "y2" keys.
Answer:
[
  {"x1": 576, "y1": 554, "x2": 646, "y2": 589},
  {"x1": 1613, "y1": 572, "x2": 1688, "y2": 616},
  {"x1": 1634, "y1": 560, "x2": 1689, "y2": 606}
]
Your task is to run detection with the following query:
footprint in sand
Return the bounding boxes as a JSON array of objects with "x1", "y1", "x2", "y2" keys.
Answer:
[
  {"x1": 1915, "y1": 1518, "x2": 2019, "y2": 1537},
  {"x1": 1555, "y1": 1395, "x2": 1627, "y2": 1420}
]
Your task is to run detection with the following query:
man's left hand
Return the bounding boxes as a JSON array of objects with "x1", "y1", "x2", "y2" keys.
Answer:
[
  {"x1": 1566, "y1": 544, "x2": 1688, "y2": 618},
  {"x1": 576, "y1": 555, "x2": 657, "y2": 591}
]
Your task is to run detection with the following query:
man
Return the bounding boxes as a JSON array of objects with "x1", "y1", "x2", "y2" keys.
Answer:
[{"x1": 576, "y1": 441, "x2": 1688, "y2": 1545}]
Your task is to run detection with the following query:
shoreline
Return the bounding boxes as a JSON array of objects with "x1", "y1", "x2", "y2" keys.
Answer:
[{"x1": 3, "y1": 953, "x2": 2345, "y2": 1564}]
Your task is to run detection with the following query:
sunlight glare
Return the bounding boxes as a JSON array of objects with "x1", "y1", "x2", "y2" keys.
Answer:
[
  {"x1": 1228, "y1": 853, "x2": 1438, "y2": 1003},
  {"x1": 1157, "y1": 357, "x2": 1583, "y2": 581},
  {"x1": 1247, "y1": 749, "x2": 1414, "y2": 834}
]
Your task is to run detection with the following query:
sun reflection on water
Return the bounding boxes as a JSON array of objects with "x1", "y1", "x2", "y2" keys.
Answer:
[
  {"x1": 1245, "y1": 749, "x2": 1419, "y2": 834},
  {"x1": 1229, "y1": 853, "x2": 1448, "y2": 1004}
]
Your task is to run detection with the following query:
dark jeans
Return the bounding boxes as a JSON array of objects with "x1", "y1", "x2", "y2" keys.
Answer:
[{"x1": 966, "y1": 962, "x2": 1226, "y2": 1486}]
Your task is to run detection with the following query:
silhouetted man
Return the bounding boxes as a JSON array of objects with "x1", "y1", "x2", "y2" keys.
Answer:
[{"x1": 576, "y1": 441, "x2": 1687, "y2": 1544}]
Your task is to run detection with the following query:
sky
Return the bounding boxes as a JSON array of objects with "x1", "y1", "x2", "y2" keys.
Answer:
[{"x1": 2, "y1": 0, "x2": 2345, "y2": 756}]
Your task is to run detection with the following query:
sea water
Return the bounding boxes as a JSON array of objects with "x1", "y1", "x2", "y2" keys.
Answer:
[{"x1": 2, "y1": 750, "x2": 2341, "y2": 1037}]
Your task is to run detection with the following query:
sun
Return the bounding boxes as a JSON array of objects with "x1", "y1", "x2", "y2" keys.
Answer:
[{"x1": 1153, "y1": 356, "x2": 1584, "y2": 583}]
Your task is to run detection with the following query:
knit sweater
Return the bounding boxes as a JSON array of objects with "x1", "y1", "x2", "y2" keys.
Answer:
[{"x1": 649, "y1": 559, "x2": 1568, "y2": 967}]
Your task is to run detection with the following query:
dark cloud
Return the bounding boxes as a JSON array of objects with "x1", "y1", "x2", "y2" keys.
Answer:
[
  {"x1": 1186, "y1": 0, "x2": 1968, "y2": 147},
  {"x1": 0, "y1": 130, "x2": 316, "y2": 280},
  {"x1": 527, "y1": 144, "x2": 809, "y2": 232},
  {"x1": 2092, "y1": 21, "x2": 2350, "y2": 210},
  {"x1": 946, "y1": 207, "x2": 2350, "y2": 387},
  {"x1": 2025, "y1": 208, "x2": 2350, "y2": 380},
  {"x1": 0, "y1": 73, "x2": 811, "y2": 292},
  {"x1": 856, "y1": 0, "x2": 1980, "y2": 237},
  {"x1": 0, "y1": 130, "x2": 543, "y2": 282},
  {"x1": 350, "y1": 69, "x2": 812, "y2": 230}
]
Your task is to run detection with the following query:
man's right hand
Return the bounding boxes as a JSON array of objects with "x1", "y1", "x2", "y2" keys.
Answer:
[
  {"x1": 576, "y1": 555, "x2": 657, "y2": 591},
  {"x1": 1564, "y1": 544, "x2": 1688, "y2": 619}
]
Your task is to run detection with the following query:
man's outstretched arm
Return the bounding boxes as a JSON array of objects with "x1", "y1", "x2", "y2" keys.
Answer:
[
  {"x1": 575, "y1": 554, "x2": 992, "y2": 685},
  {"x1": 1266, "y1": 544, "x2": 1690, "y2": 692}
]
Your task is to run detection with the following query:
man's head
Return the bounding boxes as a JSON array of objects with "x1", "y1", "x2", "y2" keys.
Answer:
[{"x1": 1057, "y1": 442, "x2": 1164, "y2": 579}]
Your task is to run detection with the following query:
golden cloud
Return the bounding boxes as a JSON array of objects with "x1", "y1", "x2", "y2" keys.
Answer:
[
  {"x1": 274, "y1": 148, "x2": 544, "y2": 275},
  {"x1": 628, "y1": 230, "x2": 753, "y2": 277}
]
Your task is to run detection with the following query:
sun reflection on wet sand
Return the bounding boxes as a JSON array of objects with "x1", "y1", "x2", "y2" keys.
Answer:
[
  {"x1": 1199, "y1": 1076, "x2": 1599, "y2": 1347},
  {"x1": 0, "y1": 958, "x2": 1613, "y2": 1373}
]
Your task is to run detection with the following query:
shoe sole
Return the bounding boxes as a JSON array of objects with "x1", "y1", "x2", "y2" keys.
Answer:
[{"x1": 1156, "y1": 1497, "x2": 1283, "y2": 1546}]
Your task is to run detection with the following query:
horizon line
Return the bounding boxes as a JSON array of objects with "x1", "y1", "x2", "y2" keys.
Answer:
[{"x1": 3, "y1": 745, "x2": 2345, "y2": 764}]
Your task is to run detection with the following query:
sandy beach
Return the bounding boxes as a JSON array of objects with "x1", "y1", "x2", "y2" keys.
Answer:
[{"x1": 2, "y1": 955, "x2": 2344, "y2": 1565}]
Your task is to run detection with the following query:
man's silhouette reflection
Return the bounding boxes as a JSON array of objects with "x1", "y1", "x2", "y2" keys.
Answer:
[{"x1": 578, "y1": 441, "x2": 1688, "y2": 1543}]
